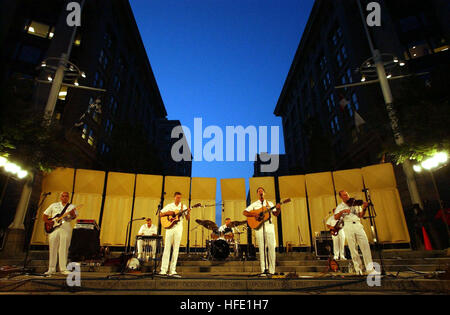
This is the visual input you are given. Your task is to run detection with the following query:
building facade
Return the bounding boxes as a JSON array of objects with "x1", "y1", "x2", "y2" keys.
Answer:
[{"x1": 274, "y1": 0, "x2": 450, "y2": 207}]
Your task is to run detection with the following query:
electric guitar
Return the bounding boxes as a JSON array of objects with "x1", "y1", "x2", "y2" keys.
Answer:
[
  {"x1": 330, "y1": 199, "x2": 365, "y2": 236},
  {"x1": 160, "y1": 203, "x2": 202, "y2": 229},
  {"x1": 247, "y1": 199, "x2": 291, "y2": 229},
  {"x1": 44, "y1": 204, "x2": 83, "y2": 234}
]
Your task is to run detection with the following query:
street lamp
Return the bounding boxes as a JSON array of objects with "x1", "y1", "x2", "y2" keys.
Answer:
[{"x1": 413, "y1": 151, "x2": 449, "y2": 240}]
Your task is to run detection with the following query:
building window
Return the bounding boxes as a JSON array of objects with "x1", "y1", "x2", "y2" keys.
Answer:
[
  {"x1": 88, "y1": 130, "x2": 95, "y2": 146},
  {"x1": 81, "y1": 124, "x2": 88, "y2": 139},
  {"x1": 346, "y1": 68, "x2": 352, "y2": 83},
  {"x1": 331, "y1": 116, "x2": 340, "y2": 134},
  {"x1": 408, "y1": 41, "x2": 431, "y2": 59},
  {"x1": 352, "y1": 93, "x2": 360, "y2": 111},
  {"x1": 331, "y1": 26, "x2": 343, "y2": 47},
  {"x1": 25, "y1": 21, "x2": 54, "y2": 39},
  {"x1": 16, "y1": 45, "x2": 42, "y2": 64}
]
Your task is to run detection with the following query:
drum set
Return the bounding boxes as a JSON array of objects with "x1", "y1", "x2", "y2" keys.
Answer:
[{"x1": 195, "y1": 219, "x2": 248, "y2": 261}]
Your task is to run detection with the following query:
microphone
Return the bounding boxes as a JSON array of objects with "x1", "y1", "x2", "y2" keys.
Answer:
[{"x1": 42, "y1": 192, "x2": 51, "y2": 196}]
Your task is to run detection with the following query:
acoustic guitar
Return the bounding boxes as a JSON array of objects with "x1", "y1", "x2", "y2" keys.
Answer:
[
  {"x1": 160, "y1": 203, "x2": 202, "y2": 229},
  {"x1": 247, "y1": 199, "x2": 291, "y2": 229},
  {"x1": 44, "y1": 204, "x2": 83, "y2": 234}
]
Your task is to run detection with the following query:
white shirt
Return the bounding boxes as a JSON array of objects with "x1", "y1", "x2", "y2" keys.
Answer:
[
  {"x1": 218, "y1": 224, "x2": 235, "y2": 233},
  {"x1": 334, "y1": 202, "x2": 362, "y2": 223},
  {"x1": 138, "y1": 223, "x2": 157, "y2": 236},
  {"x1": 245, "y1": 199, "x2": 276, "y2": 228},
  {"x1": 43, "y1": 202, "x2": 77, "y2": 226},
  {"x1": 326, "y1": 215, "x2": 337, "y2": 227},
  {"x1": 161, "y1": 202, "x2": 187, "y2": 225}
]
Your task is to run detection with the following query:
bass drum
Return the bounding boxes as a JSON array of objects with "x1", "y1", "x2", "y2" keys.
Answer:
[{"x1": 210, "y1": 239, "x2": 230, "y2": 260}]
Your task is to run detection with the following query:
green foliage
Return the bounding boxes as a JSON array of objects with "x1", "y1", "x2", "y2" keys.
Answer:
[{"x1": 0, "y1": 77, "x2": 79, "y2": 173}]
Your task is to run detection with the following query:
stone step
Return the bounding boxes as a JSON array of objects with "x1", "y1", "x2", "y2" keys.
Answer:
[{"x1": 1, "y1": 275, "x2": 449, "y2": 294}]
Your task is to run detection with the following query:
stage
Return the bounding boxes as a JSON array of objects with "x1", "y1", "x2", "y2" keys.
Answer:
[{"x1": 1, "y1": 250, "x2": 449, "y2": 295}]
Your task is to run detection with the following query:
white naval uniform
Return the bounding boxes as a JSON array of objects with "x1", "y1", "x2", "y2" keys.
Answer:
[
  {"x1": 334, "y1": 202, "x2": 373, "y2": 273},
  {"x1": 160, "y1": 202, "x2": 187, "y2": 275},
  {"x1": 326, "y1": 215, "x2": 346, "y2": 260},
  {"x1": 137, "y1": 223, "x2": 158, "y2": 259},
  {"x1": 43, "y1": 202, "x2": 77, "y2": 273},
  {"x1": 218, "y1": 224, "x2": 235, "y2": 239},
  {"x1": 245, "y1": 199, "x2": 277, "y2": 274}
]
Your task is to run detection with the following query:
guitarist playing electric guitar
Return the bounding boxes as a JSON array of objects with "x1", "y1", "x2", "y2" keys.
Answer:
[
  {"x1": 42, "y1": 192, "x2": 78, "y2": 276},
  {"x1": 243, "y1": 187, "x2": 282, "y2": 276},
  {"x1": 159, "y1": 191, "x2": 191, "y2": 277}
]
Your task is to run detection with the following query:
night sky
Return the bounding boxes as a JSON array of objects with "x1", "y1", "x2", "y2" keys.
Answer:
[{"x1": 130, "y1": 0, "x2": 315, "y2": 221}]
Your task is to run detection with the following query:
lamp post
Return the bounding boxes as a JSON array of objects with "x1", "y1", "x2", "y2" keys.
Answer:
[
  {"x1": 354, "y1": 0, "x2": 423, "y2": 208},
  {"x1": 413, "y1": 152, "x2": 449, "y2": 241}
]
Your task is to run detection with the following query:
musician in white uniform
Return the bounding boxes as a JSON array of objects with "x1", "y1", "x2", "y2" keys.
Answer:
[
  {"x1": 218, "y1": 217, "x2": 236, "y2": 239},
  {"x1": 42, "y1": 192, "x2": 77, "y2": 276},
  {"x1": 334, "y1": 191, "x2": 374, "y2": 275},
  {"x1": 326, "y1": 210, "x2": 346, "y2": 261},
  {"x1": 137, "y1": 218, "x2": 158, "y2": 260},
  {"x1": 159, "y1": 192, "x2": 190, "y2": 277},
  {"x1": 243, "y1": 187, "x2": 281, "y2": 276}
]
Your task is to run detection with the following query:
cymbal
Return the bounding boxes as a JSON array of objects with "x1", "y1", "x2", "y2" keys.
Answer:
[
  {"x1": 195, "y1": 219, "x2": 218, "y2": 231},
  {"x1": 228, "y1": 220, "x2": 247, "y2": 228}
]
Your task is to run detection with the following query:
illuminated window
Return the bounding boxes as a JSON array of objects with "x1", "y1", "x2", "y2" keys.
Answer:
[
  {"x1": 88, "y1": 130, "x2": 95, "y2": 146},
  {"x1": 82, "y1": 124, "x2": 88, "y2": 139},
  {"x1": 74, "y1": 34, "x2": 82, "y2": 46},
  {"x1": 408, "y1": 41, "x2": 431, "y2": 59},
  {"x1": 352, "y1": 93, "x2": 360, "y2": 111},
  {"x1": 25, "y1": 21, "x2": 54, "y2": 39}
]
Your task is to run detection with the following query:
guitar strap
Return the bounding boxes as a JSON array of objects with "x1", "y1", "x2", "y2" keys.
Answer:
[{"x1": 51, "y1": 202, "x2": 71, "y2": 220}]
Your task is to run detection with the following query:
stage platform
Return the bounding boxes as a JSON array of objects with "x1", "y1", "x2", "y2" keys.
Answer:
[{"x1": 1, "y1": 250, "x2": 449, "y2": 295}]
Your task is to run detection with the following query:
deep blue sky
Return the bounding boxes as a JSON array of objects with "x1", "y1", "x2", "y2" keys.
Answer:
[{"x1": 130, "y1": 0, "x2": 314, "y2": 221}]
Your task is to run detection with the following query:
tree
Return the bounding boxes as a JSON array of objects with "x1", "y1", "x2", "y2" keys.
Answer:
[{"x1": 0, "y1": 76, "x2": 80, "y2": 172}]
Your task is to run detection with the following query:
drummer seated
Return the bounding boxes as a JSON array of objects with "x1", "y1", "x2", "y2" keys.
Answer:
[
  {"x1": 137, "y1": 218, "x2": 158, "y2": 260},
  {"x1": 218, "y1": 218, "x2": 235, "y2": 240}
]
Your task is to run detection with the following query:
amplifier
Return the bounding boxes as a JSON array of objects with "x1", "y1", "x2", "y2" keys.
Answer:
[
  {"x1": 69, "y1": 228, "x2": 101, "y2": 261},
  {"x1": 74, "y1": 219, "x2": 99, "y2": 231},
  {"x1": 314, "y1": 236, "x2": 333, "y2": 258}
]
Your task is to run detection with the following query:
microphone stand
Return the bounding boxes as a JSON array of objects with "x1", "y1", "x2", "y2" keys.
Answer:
[
  {"x1": 362, "y1": 188, "x2": 386, "y2": 276},
  {"x1": 260, "y1": 199, "x2": 270, "y2": 276},
  {"x1": 9, "y1": 193, "x2": 50, "y2": 278}
]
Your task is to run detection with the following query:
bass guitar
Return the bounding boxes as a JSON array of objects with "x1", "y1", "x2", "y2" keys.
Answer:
[
  {"x1": 247, "y1": 199, "x2": 291, "y2": 229},
  {"x1": 44, "y1": 204, "x2": 83, "y2": 234},
  {"x1": 161, "y1": 203, "x2": 202, "y2": 229}
]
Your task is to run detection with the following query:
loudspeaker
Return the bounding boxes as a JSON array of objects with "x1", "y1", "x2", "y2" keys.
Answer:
[
  {"x1": 314, "y1": 237, "x2": 333, "y2": 258},
  {"x1": 69, "y1": 228, "x2": 100, "y2": 261}
]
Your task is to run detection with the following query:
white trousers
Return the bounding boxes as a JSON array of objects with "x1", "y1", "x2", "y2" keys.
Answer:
[
  {"x1": 255, "y1": 222, "x2": 276, "y2": 274},
  {"x1": 344, "y1": 222, "x2": 373, "y2": 273},
  {"x1": 332, "y1": 229, "x2": 346, "y2": 260},
  {"x1": 137, "y1": 239, "x2": 156, "y2": 259},
  {"x1": 47, "y1": 223, "x2": 72, "y2": 272},
  {"x1": 160, "y1": 225, "x2": 182, "y2": 274}
]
